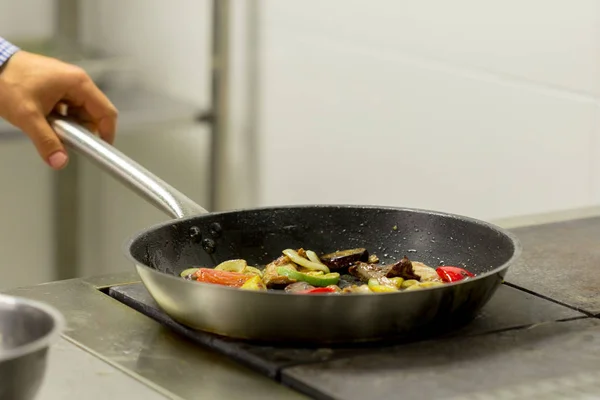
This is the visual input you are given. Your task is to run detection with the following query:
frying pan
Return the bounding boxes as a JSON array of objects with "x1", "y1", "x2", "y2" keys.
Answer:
[{"x1": 49, "y1": 116, "x2": 522, "y2": 344}]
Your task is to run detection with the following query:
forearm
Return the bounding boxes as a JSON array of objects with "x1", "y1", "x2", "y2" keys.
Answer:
[{"x1": 0, "y1": 37, "x2": 20, "y2": 68}]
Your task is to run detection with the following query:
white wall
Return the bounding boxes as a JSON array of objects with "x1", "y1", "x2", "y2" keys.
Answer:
[
  {"x1": 257, "y1": 0, "x2": 600, "y2": 221},
  {"x1": 0, "y1": 0, "x2": 55, "y2": 40}
]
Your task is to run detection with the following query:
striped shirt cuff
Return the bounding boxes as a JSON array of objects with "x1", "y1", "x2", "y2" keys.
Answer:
[{"x1": 0, "y1": 38, "x2": 20, "y2": 68}]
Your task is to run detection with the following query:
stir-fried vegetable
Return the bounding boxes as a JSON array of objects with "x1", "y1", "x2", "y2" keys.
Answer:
[
  {"x1": 180, "y1": 247, "x2": 476, "y2": 295},
  {"x1": 389, "y1": 277, "x2": 405, "y2": 288},
  {"x1": 213, "y1": 259, "x2": 265, "y2": 277},
  {"x1": 180, "y1": 267, "x2": 200, "y2": 279},
  {"x1": 436, "y1": 266, "x2": 475, "y2": 283},
  {"x1": 284, "y1": 281, "x2": 315, "y2": 293},
  {"x1": 282, "y1": 249, "x2": 330, "y2": 273},
  {"x1": 244, "y1": 266, "x2": 263, "y2": 277},
  {"x1": 320, "y1": 248, "x2": 369, "y2": 270},
  {"x1": 215, "y1": 259, "x2": 247, "y2": 273},
  {"x1": 367, "y1": 278, "x2": 397, "y2": 293},
  {"x1": 193, "y1": 268, "x2": 253, "y2": 287},
  {"x1": 276, "y1": 266, "x2": 340, "y2": 287},
  {"x1": 240, "y1": 275, "x2": 267, "y2": 291},
  {"x1": 401, "y1": 279, "x2": 420, "y2": 289},
  {"x1": 297, "y1": 287, "x2": 338, "y2": 294},
  {"x1": 305, "y1": 250, "x2": 324, "y2": 265}
]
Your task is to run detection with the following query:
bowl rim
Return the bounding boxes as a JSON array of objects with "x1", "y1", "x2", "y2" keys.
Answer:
[{"x1": 0, "y1": 294, "x2": 65, "y2": 361}]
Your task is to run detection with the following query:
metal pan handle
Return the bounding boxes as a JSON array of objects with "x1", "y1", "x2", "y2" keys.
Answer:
[{"x1": 49, "y1": 115, "x2": 209, "y2": 219}]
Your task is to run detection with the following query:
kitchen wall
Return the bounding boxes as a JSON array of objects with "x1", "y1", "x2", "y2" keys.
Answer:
[
  {"x1": 258, "y1": 0, "x2": 600, "y2": 221},
  {"x1": 0, "y1": 0, "x2": 599, "y2": 287}
]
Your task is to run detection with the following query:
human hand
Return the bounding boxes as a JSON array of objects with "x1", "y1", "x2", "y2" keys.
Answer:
[{"x1": 0, "y1": 50, "x2": 118, "y2": 169}]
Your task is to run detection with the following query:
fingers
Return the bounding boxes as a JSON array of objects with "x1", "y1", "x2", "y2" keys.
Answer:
[
  {"x1": 64, "y1": 77, "x2": 118, "y2": 144},
  {"x1": 62, "y1": 105, "x2": 100, "y2": 134},
  {"x1": 20, "y1": 110, "x2": 68, "y2": 169}
]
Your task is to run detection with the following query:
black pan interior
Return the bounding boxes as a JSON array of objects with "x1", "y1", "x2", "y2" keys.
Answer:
[{"x1": 128, "y1": 206, "x2": 517, "y2": 278}]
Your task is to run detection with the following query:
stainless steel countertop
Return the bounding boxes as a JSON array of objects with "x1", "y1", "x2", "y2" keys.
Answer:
[
  {"x1": 38, "y1": 338, "x2": 170, "y2": 400},
  {"x1": 5, "y1": 206, "x2": 600, "y2": 400},
  {"x1": 4, "y1": 273, "x2": 309, "y2": 400}
]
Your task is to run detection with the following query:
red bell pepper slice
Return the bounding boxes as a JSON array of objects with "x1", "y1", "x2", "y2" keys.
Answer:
[
  {"x1": 297, "y1": 287, "x2": 337, "y2": 294},
  {"x1": 436, "y1": 266, "x2": 475, "y2": 283},
  {"x1": 194, "y1": 268, "x2": 253, "y2": 288}
]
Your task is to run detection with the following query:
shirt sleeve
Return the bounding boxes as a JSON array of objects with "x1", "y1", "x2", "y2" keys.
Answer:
[{"x1": 0, "y1": 37, "x2": 20, "y2": 68}]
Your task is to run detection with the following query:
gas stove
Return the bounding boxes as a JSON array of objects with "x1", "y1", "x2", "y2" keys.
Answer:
[{"x1": 5, "y1": 215, "x2": 600, "y2": 399}]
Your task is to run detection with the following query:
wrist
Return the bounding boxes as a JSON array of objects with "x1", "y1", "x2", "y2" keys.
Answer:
[{"x1": 0, "y1": 38, "x2": 20, "y2": 73}]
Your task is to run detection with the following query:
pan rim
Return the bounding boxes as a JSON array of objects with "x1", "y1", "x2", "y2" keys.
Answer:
[{"x1": 122, "y1": 204, "x2": 522, "y2": 297}]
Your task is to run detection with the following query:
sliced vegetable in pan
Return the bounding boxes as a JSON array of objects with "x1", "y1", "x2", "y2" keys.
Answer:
[
  {"x1": 282, "y1": 249, "x2": 330, "y2": 273},
  {"x1": 194, "y1": 268, "x2": 253, "y2": 288},
  {"x1": 276, "y1": 266, "x2": 340, "y2": 287},
  {"x1": 214, "y1": 259, "x2": 247, "y2": 273},
  {"x1": 436, "y1": 266, "x2": 475, "y2": 283},
  {"x1": 297, "y1": 287, "x2": 338, "y2": 294},
  {"x1": 180, "y1": 247, "x2": 476, "y2": 295},
  {"x1": 240, "y1": 275, "x2": 267, "y2": 291}
]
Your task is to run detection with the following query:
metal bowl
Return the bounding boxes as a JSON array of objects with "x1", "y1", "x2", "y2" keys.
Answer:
[{"x1": 0, "y1": 294, "x2": 65, "y2": 400}]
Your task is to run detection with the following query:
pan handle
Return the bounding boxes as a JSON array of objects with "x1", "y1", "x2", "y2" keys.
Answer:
[{"x1": 49, "y1": 115, "x2": 209, "y2": 219}]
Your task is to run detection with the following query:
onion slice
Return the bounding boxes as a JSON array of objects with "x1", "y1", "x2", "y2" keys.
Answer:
[{"x1": 282, "y1": 249, "x2": 330, "y2": 273}]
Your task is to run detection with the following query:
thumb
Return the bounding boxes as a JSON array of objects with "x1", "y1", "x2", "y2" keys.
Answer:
[{"x1": 21, "y1": 114, "x2": 69, "y2": 170}]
